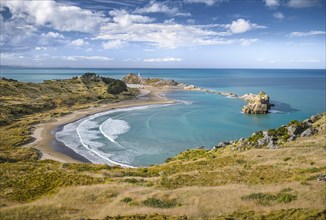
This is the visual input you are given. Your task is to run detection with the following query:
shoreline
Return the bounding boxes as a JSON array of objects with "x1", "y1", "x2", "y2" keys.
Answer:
[{"x1": 23, "y1": 86, "x2": 176, "y2": 164}]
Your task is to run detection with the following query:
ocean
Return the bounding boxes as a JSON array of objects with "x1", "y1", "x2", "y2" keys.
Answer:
[{"x1": 1, "y1": 68, "x2": 325, "y2": 167}]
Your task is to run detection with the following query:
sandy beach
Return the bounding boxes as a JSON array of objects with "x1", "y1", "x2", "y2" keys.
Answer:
[{"x1": 23, "y1": 86, "x2": 176, "y2": 163}]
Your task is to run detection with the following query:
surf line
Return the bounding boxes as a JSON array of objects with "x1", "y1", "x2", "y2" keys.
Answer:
[
  {"x1": 99, "y1": 118, "x2": 126, "y2": 147},
  {"x1": 76, "y1": 117, "x2": 136, "y2": 168}
]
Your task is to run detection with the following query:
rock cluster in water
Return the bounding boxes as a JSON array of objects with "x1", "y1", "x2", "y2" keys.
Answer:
[
  {"x1": 213, "y1": 113, "x2": 325, "y2": 150},
  {"x1": 241, "y1": 91, "x2": 273, "y2": 114}
]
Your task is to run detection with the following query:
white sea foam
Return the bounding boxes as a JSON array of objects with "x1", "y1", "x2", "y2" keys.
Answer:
[
  {"x1": 269, "y1": 109, "x2": 283, "y2": 114},
  {"x1": 175, "y1": 100, "x2": 193, "y2": 105},
  {"x1": 55, "y1": 104, "x2": 173, "y2": 168},
  {"x1": 99, "y1": 118, "x2": 130, "y2": 144}
]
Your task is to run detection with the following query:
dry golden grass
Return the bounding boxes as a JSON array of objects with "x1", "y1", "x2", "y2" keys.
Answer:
[
  {"x1": 1, "y1": 114, "x2": 325, "y2": 219},
  {"x1": 1, "y1": 181, "x2": 325, "y2": 220}
]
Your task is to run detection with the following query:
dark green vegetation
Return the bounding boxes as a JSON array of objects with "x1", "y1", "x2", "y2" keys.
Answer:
[
  {"x1": 142, "y1": 198, "x2": 179, "y2": 209},
  {"x1": 241, "y1": 188, "x2": 297, "y2": 206}
]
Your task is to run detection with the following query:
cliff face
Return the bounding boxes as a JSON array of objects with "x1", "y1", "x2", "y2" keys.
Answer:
[
  {"x1": 122, "y1": 73, "x2": 179, "y2": 87},
  {"x1": 241, "y1": 91, "x2": 273, "y2": 114}
]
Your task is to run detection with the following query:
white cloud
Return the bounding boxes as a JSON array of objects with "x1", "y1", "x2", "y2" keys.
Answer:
[
  {"x1": 63, "y1": 56, "x2": 113, "y2": 61},
  {"x1": 273, "y1": 12, "x2": 284, "y2": 20},
  {"x1": 290, "y1": 59, "x2": 320, "y2": 63},
  {"x1": 183, "y1": 0, "x2": 226, "y2": 6},
  {"x1": 239, "y1": 39, "x2": 258, "y2": 46},
  {"x1": 135, "y1": 1, "x2": 190, "y2": 16},
  {"x1": 70, "y1": 39, "x2": 89, "y2": 47},
  {"x1": 264, "y1": 0, "x2": 280, "y2": 8},
  {"x1": 290, "y1": 31, "x2": 326, "y2": 37},
  {"x1": 97, "y1": 10, "x2": 238, "y2": 48},
  {"x1": 109, "y1": 9, "x2": 155, "y2": 27},
  {"x1": 287, "y1": 0, "x2": 321, "y2": 8},
  {"x1": 2, "y1": 0, "x2": 107, "y2": 33},
  {"x1": 102, "y1": 40, "x2": 126, "y2": 49},
  {"x1": 0, "y1": 14, "x2": 38, "y2": 52},
  {"x1": 35, "y1": 47, "x2": 47, "y2": 51},
  {"x1": 144, "y1": 57, "x2": 182, "y2": 62},
  {"x1": 226, "y1": 19, "x2": 266, "y2": 34},
  {"x1": 41, "y1": 32, "x2": 64, "y2": 38}
]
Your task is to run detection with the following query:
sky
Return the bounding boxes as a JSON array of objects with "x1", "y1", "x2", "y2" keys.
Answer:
[{"x1": 0, "y1": 0, "x2": 325, "y2": 69}]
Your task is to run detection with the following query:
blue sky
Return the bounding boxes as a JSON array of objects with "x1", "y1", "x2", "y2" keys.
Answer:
[{"x1": 0, "y1": 0, "x2": 325, "y2": 68}]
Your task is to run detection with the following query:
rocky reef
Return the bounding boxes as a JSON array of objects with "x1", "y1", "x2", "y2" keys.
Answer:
[
  {"x1": 241, "y1": 91, "x2": 273, "y2": 114},
  {"x1": 213, "y1": 113, "x2": 326, "y2": 150}
]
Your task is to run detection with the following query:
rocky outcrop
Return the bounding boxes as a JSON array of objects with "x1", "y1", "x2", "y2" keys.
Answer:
[
  {"x1": 122, "y1": 73, "x2": 143, "y2": 84},
  {"x1": 241, "y1": 91, "x2": 273, "y2": 114},
  {"x1": 212, "y1": 113, "x2": 325, "y2": 151},
  {"x1": 122, "y1": 73, "x2": 179, "y2": 87}
]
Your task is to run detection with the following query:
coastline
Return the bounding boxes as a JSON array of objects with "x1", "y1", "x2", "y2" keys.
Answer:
[{"x1": 23, "y1": 86, "x2": 176, "y2": 164}]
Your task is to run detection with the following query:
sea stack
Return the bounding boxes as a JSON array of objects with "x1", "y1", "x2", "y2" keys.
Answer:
[{"x1": 241, "y1": 91, "x2": 273, "y2": 114}]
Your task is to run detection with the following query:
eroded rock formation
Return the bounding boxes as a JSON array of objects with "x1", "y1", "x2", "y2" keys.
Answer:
[{"x1": 241, "y1": 91, "x2": 273, "y2": 114}]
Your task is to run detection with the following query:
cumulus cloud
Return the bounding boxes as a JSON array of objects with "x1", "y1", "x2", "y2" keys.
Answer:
[
  {"x1": 97, "y1": 9, "x2": 239, "y2": 48},
  {"x1": 109, "y1": 9, "x2": 154, "y2": 27},
  {"x1": 102, "y1": 40, "x2": 126, "y2": 49},
  {"x1": 41, "y1": 32, "x2": 64, "y2": 38},
  {"x1": 63, "y1": 56, "x2": 113, "y2": 61},
  {"x1": 135, "y1": 1, "x2": 190, "y2": 16},
  {"x1": 1, "y1": 0, "x2": 107, "y2": 33},
  {"x1": 264, "y1": 0, "x2": 280, "y2": 8},
  {"x1": 183, "y1": 0, "x2": 226, "y2": 6},
  {"x1": 287, "y1": 0, "x2": 322, "y2": 8},
  {"x1": 273, "y1": 12, "x2": 284, "y2": 20},
  {"x1": 35, "y1": 47, "x2": 47, "y2": 51},
  {"x1": 290, "y1": 31, "x2": 326, "y2": 37},
  {"x1": 70, "y1": 39, "x2": 89, "y2": 47},
  {"x1": 144, "y1": 57, "x2": 182, "y2": 62},
  {"x1": 226, "y1": 19, "x2": 266, "y2": 34},
  {"x1": 0, "y1": 14, "x2": 38, "y2": 52}
]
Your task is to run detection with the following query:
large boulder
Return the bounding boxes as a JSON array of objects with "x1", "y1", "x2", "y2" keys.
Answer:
[{"x1": 241, "y1": 91, "x2": 273, "y2": 114}]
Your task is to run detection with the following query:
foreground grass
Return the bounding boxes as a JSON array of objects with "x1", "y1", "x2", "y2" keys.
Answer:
[{"x1": 0, "y1": 130, "x2": 325, "y2": 219}]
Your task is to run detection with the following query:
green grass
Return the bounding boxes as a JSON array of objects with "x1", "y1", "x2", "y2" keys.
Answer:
[{"x1": 0, "y1": 161, "x2": 106, "y2": 202}]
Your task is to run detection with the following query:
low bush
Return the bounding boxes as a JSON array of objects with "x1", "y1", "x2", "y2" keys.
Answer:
[{"x1": 143, "y1": 197, "x2": 178, "y2": 209}]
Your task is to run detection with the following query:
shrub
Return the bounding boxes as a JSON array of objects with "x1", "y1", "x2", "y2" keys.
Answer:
[
  {"x1": 106, "y1": 79, "x2": 127, "y2": 95},
  {"x1": 241, "y1": 188, "x2": 297, "y2": 205},
  {"x1": 121, "y1": 197, "x2": 133, "y2": 203},
  {"x1": 143, "y1": 197, "x2": 178, "y2": 209}
]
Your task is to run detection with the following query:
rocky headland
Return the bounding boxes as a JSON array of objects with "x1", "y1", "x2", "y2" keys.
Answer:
[
  {"x1": 123, "y1": 73, "x2": 273, "y2": 114},
  {"x1": 213, "y1": 112, "x2": 326, "y2": 150}
]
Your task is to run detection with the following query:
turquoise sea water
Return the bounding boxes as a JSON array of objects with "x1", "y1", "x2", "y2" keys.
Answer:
[{"x1": 1, "y1": 68, "x2": 325, "y2": 167}]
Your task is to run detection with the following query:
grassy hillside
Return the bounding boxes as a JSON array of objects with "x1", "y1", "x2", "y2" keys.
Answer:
[
  {"x1": 0, "y1": 116, "x2": 325, "y2": 219},
  {"x1": 0, "y1": 73, "x2": 138, "y2": 162},
  {"x1": 0, "y1": 76, "x2": 325, "y2": 219}
]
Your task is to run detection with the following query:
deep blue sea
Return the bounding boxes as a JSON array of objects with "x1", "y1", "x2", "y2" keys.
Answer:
[{"x1": 1, "y1": 68, "x2": 325, "y2": 167}]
